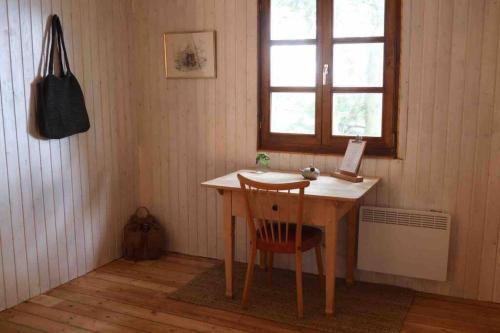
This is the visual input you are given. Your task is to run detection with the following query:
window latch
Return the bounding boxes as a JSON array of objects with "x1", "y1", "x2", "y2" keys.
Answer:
[{"x1": 322, "y1": 64, "x2": 329, "y2": 85}]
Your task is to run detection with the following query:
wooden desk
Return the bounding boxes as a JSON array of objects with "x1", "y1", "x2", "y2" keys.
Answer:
[{"x1": 202, "y1": 170, "x2": 379, "y2": 315}]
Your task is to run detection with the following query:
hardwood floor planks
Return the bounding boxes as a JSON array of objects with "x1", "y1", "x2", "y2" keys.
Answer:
[
  {"x1": 87, "y1": 271, "x2": 177, "y2": 293},
  {"x1": 0, "y1": 320, "x2": 44, "y2": 333},
  {"x1": 48, "y1": 289, "x2": 245, "y2": 333},
  {"x1": 58, "y1": 279, "x2": 297, "y2": 333},
  {"x1": 1, "y1": 254, "x2": 500, "y2": 332},
  {"x1": 15, "y1": 301, "x2": 138, "y2": 333},
  {"x1": 0, "y1": 308, "x2": 91, "y2": 333}
]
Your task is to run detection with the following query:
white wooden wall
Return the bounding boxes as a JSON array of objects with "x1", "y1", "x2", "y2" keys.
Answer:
[
  {"x1": 0, "y1": 0, "x2": 138, "y2": 311},
  {"x1": 2, "y1": 0, "x2": 500, "y2": 311},
  {"x1": 131, "y1": 0, "x2": 500, "y2": 303}
]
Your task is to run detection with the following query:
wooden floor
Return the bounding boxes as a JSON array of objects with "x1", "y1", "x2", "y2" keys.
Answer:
[{"x1": 1, "y1": 254, "x2": 500, "y2": 333}]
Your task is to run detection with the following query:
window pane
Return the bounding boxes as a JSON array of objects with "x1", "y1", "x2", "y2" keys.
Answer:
[
  {"x1": 333, "y1": 0, "x2": 385, "y2": 38},
  {"x1": 271, "y1": 0, "x2": 316, "y2": 40},
  {"x1": 271, "y1": 45, "x2": 316, "y2": 87},
  {"x1": 271, "y1": 93, "x2": 315, "y2": 134},
  {"x1": 332, "y1": 93, "x2": 382, "y2": 137},
  {"x1": 333, "y1": 43, "x2": 384, "y2": 87}
]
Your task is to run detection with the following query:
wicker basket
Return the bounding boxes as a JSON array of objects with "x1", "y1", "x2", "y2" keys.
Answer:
[{"x1": 123, "y1": 207, "x2": 165, "y2": 261}]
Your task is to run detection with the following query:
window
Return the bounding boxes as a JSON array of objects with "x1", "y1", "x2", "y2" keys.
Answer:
[{"x1": 258, "y1": 0, "x2": 400, "y2": 156}]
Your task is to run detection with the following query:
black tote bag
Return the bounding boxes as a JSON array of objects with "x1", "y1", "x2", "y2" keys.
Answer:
[{"x1": 37, "y1": 15, "x2": 90, "y2": 139}]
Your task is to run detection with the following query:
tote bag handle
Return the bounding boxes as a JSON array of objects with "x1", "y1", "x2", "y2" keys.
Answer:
[{"x1": 47, "y1": 15, "x2": 71, "y2": 76}]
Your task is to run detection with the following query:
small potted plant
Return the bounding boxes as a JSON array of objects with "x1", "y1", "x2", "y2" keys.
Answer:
[{"x1": 255, "y1": 153, "x2": 271, "y2": 173}]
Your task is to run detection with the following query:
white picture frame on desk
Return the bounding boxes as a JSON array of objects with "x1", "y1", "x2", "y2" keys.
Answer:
[
  {"x1": 332, "y1": 139, "x2": 366, "y2": 182},
  {"x1": 339, "y1": 139, "x2": 366, "y2": 175}
]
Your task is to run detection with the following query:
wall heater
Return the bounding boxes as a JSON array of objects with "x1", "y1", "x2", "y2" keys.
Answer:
[{"x1": 357, "y1": 206, "x2": 451, "y2": 281}]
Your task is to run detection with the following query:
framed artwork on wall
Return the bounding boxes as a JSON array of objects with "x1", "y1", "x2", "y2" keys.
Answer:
[{"x1": 163, "y1": 31, "x2": 216, "y2": 79}]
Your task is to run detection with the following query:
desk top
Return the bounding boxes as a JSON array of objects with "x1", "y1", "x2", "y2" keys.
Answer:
[{"x1": 202, "y1": 170, "x2": 380, "y2": 202}]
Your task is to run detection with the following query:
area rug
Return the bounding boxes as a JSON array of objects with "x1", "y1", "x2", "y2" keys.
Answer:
[{"x1": 168, "y1": 262, "x2": 414, "y2": 332}]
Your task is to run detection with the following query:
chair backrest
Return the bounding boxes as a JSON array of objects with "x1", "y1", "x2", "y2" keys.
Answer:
[{"x1": 237, "y1": 173, "x2": 310, "y2": 249}]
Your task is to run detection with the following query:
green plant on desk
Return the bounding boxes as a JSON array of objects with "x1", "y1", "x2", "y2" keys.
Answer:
[{"x1": 256, "y1": 153, "x2": 270, "y2": 172}]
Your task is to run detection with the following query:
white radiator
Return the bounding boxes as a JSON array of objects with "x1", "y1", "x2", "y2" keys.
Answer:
[{"x1": 357, "y1": 206, "x2": 451, "y2": 281}]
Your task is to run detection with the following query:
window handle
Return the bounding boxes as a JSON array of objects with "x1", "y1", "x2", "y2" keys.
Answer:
[{"x1": 322, "y1": 64, "x2": 329, "y2": 85}]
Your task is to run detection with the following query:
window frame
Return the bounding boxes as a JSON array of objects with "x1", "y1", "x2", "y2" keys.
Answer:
[{"x1": 257, "y1": 0, "x2": 401, "y2": 157}]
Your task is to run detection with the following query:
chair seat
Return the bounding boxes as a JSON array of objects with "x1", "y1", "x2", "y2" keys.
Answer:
[{"x1": 256, "y1": 224, "x2": 322, "y2": 253}]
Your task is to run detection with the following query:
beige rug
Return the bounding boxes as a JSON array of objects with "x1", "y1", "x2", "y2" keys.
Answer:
[{"x1": 168, "y1": 262, "x2": 414, "y2": 333}]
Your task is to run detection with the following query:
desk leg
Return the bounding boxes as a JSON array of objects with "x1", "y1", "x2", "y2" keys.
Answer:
[
  {"x1": 346, "y1": 202, "x2": 359, "y2": 286},
  {"x1": 223, "y1": 191, "x2": 235, "y2": 298},
  {"x1": 325, "y1": 207, "x2": 338, "y2": 315},
  {"x1": 259, "y1": 251, "x2": 267, "y2": 270}
]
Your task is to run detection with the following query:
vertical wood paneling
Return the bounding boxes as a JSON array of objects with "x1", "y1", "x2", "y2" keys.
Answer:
[
  {"x1": 1, "y1": 0, "x2": 31, "y2": 303},
  {"x1": 26, "y1": 0, "x2": 51, "y2": 296},
  {"x1": 69, "y1": 0, "x2": 86, "y2": 278},
  {"x1": 25, "y1": 0, "x2": 46, "y2": 293},
  {"x1": 175, "y1": 0, "x2": 189, "y2": 255},
  {"x1": 396, "y1": 0, "x2": 411, "y2": 160},
  {"x1": 50, "y1": 0, "x2": 69, "y2": 286},
  {"x1": 195, "y1": 0, "x2": 208, "y2": 258},
  {"x1": 161, "y1": 0, "x2": 175, "y2": 253},
  {"x1": 400, "y1": 0, "x2": 424, "y2": 211},
  {"x1": 442, "y1": 0, "x2": 468, "y2": 298},
  {"x1": 215, "y1": 0, "x2": 227, "y2": 260},
  {"x1": 185, "y1": 0, "x2": 198, "y2": 257},
  {"x1": 234, "y1": 0, "x2": 247, "y2": 264},
  {"x1": 8, "y1": 0, "x2": 40, "y2": 298},
  {"x1": 146, "y1": 0, "x2": 160, "y2": 230},
  {"x1": 79, "y1": 0, "x2": 96, "y2": 273},
  {"x1": 103, "y1": 0, "x2": 117, "y2": 262},
  {"x1": 481, "y1": 10, "x2": 500, "y2": 301},
  {"x1": 464, "y1": 0, "x2": 500, "y2": 299},
  {"x1": 99, "y1": 0, "x2": 113, "y2": 264},
  {"x1": 415, "y1": 0, "x2": 438, "y2": 208},
  {"x1": 131, "y1": 0, "x2": 500, "y2": 303},
  {"x1": 0, "y1": 0, "x2": 17, "y2": 307},
  {"x1": 0, "y1": 0, "x2": 138, "y2": 311},
  {"x1": 88, "y1": 0, "x2": 103, "y2": 270},
  {"x1": 61, "y1": 0, "x2": 78, "y2": 282},
  {"x1": 39, "y1": 0, "x2": 59, "y2": 290},
  {"x1": 205, "y1": 0, "x2": 217, "y2": 259},
  {"x1": 166, "y1": 0, "x2": 180, "y2": 253},
  {"x1": 428, "y1": 0, "x2": 453, "y2": 212},
  {"x1": 453, "y1": 0, "x2": 486, "y2": 298}
]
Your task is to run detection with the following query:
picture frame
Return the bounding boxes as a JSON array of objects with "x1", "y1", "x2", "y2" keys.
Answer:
[
  {"x1": 339, "y1": 139, "x2": 366, "y2": 175},
  {"x1": 163, "y1": 31, "x2": 217, "y2": 79},
  {"x1": 332, "y1": 139, "x2": 366, "y2": 182}
]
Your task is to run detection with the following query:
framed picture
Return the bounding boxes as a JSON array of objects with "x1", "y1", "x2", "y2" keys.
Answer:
[
  {"x1": 163, "y1": 31, "x2": 216, "y2": 79},
  {"x1": 339, "y1": 139, "x2": 366, "y2": 175},
  {"x1": 332, "y1": 139, "x2": 366, "y2": 183}
]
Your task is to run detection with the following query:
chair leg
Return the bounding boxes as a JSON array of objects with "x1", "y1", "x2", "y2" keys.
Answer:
[
  {"x1": 242, "y1": 245, "x2": 257, "y2": 308},
  {"x1": 259, "y1": 250, "x2": 267, "y2": 270},
  {"x1": 295, "y1": 251, "x2": 304, "y2": 319},
  {"x1": 267, "y1": 252, "x2": 274, "y2": 284},
  {"x1": 315, "y1": 245, "x2": 324, "y2": 281}
]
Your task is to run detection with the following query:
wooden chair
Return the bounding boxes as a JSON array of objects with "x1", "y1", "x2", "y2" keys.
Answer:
[{"x1": 237, "y1": 173, "x2": 324, "y2": 318}]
